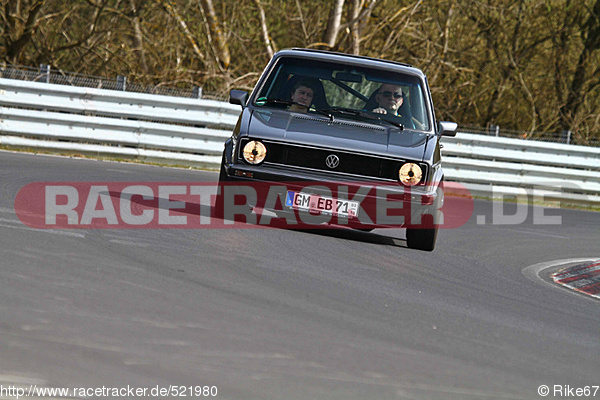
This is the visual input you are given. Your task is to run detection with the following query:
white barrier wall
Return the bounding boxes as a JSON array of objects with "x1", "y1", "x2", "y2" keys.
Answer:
[
  {"x1": 441, "y1": 133, "x2": 600, "y2": 205},
  {"x1": 1, "y1": 77, "x2": 599, "y2": 205}
]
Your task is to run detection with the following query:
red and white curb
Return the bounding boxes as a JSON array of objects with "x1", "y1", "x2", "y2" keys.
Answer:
[{"x1": 551, "y1": 260, "x2": 600, "y2": 299}]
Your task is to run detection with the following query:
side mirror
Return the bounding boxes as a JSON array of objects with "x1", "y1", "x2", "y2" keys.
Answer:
[
  {"x1": 229, "y1": 90, "x2": 248, "y2": 107},
  {"x1": 438, "y1": 121, "x2": 458, "y2": 137}
]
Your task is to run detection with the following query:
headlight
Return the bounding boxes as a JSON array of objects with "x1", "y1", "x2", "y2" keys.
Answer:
[
  {"x1": 399, "y1": 163, "x2": 423, "y2": 186},
  {"x1": 242, "y1": 140, "x2": 267, "y2": 164}
]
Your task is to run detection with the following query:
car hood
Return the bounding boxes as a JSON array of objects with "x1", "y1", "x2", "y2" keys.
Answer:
[{"x1": 247, "y1": 109, "x2": 429, "y2": 161}]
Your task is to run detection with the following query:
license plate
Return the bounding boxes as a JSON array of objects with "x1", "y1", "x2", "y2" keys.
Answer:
[{"x1": 285, "y1": 191, "x2": 359, "y2": 217}]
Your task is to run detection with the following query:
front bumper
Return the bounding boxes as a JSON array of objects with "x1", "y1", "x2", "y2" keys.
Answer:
[{"x1": 220, "y1": 162, "x2": 442, "y2": 229}]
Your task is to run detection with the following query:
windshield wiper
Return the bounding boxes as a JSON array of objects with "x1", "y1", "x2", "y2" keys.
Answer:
[
  {"x1": 256, "y1": 98, "x2": 334, "y2": 121},
  {"x1": 376, "y1": 116, "x2": 405, "y2": 130},
  {"x1": 324, "y1": 107, "x2": 404, "y2": 130},
  {"x1": 324, "y1": 106, "x2": 364, "y2": 116}
]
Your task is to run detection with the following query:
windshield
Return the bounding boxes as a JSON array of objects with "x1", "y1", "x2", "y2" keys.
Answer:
[{"x1": 254, "y1": 56, "x2": 431, "y2": 132}]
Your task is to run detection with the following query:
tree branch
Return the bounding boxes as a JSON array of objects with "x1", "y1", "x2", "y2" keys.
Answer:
[
  {"x1": 155, "y1": 0, "x2": 205, "y2": 63},
  {"x1": 253, "y1": 0, "x2": 274, "y2": 59}
]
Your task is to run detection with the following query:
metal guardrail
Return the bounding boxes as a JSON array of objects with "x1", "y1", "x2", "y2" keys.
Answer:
[
  {"x1": 0, "y1": 77, "x2": 237, "y2": 167},
  {"x1": 1, "y1": 77, "x2": 599, "y2": 206},
  {"x1": 457, "y1": 125, "x2": 600, "y2": 147},
  {"x1": 0, "y1": 78, "x2": 239, "y2": 127},
  {"x1": 441, "y1": 133, "x2": 600, "y2": 205}
]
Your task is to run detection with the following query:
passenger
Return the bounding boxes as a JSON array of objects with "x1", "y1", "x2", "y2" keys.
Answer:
[
  {"x1": 288, "y1": 80, "x2": 315, "y2": 112},
  {"x1": 372, "y1": 83, "x2": 404, "y2": 116}
]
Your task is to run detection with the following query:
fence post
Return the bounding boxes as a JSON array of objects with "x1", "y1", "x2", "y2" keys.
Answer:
[
  {"x1": 39, "y1": 64, "x2": 50, "y2": 83},
  {"x1": 489, "y1": 124, "x2": 500, "y2": 137},
  {"x1": 192, "y1": 86, "x2": 203, "y2": 99},
  {"x1": 560, "y1": 130, "x2": 572, "y2": 144},
  {"x1": 117, "y1": 75, "x2": 127, "y2": 91}
]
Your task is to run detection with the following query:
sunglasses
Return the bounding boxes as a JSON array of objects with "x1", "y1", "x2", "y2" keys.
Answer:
[{"x1": 380, "y1": 91, "x2": 403, "y2": 99}]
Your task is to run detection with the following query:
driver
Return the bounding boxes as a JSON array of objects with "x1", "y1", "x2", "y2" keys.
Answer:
[
  {"x1": 371, "y1": 83, "x2": 422, "y2": 130},
  {"x1": 372, "y1": 84, "x2": 404, "y2": 116}
]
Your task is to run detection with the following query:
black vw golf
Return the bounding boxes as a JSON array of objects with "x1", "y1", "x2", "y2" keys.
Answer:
[{"x1": 217, "y1": 48, "x2": 457, "y2": 251}]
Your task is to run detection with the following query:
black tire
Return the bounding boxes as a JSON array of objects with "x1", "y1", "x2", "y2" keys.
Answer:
[
  {"x1": 214, "y1": 153, "x2": 254, "y2": 222},
  {"x1": 406, "y1": 185, "x2": 443, "y2": 251},
  {"x1": 406, "y1": 225, "x2": 438, "y2": 251},
  {"x1": 218, "y1": 154, "x2": 230, "y2": 183},
  {"x1": 213, "y1": 155, "x2": 229, "y2": 220}
]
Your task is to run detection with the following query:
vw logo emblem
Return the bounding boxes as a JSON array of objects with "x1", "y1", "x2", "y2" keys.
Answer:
[{"x1": 325, "y1": 154, "x2": 340, "y2": 169}]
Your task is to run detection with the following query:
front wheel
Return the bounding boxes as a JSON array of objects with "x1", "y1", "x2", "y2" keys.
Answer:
[
  {"x1": 218, "y1": 154, "x2": 230, "y2": 183},
  {"x1": 406, "y1": 185, "x2": 443, "y2": 251},
  {"x1": 406, "y1": 226, "x2": 438, "y2": 251},
  {"x1": 213, "y1": 155, "x2": 229, "y2": 220},
  {"x1": 214, "y1": 154, "x2": 254, "y2": 222}
]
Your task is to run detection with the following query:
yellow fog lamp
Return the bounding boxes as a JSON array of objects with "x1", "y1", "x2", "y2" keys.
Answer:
[
  {"x1": 399, "y1": 163, "x2": 423, "y2": 186},
  {"x1": 242, "y1": 141, "x2": 267, "y2": 165}
]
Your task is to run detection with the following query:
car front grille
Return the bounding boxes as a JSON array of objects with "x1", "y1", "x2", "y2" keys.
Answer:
[{"x1": 255, "y1": 140, "x2": 411, "y2": 181}]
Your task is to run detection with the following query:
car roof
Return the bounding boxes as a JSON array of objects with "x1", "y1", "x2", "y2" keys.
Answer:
[{"x1": 275, "y1": 48, "x2": 426, "y2": 79}]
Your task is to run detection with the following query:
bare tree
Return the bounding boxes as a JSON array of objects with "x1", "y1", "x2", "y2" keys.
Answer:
[
  {"x1": 254, "y1": 0, "x2": 275, "y2": 59},
  {"x1": 155, "y1": 0, "x2": 205, "y2": 63},
  {"x1": 349, "y1": 0, "x2": 360, "y2": 54},
  {"x1": 322, "y1": 0, "x2": 345, "y2": 49},
  {"x1": 559, "y1": 0, "x2": 600, "y2": 134},
  {"x1": 2, "y1": 0, "x2": 46, "y2": 64},
  {"x1": 292, "y1": 0, "x2": 309, "y2": 45},
  {"x1": 128, "y1": 0, "x2": 148, "y2": 73},
  {"x1": 198, "y1": 0, "x2": 231, "y2": 69},
  {"x1": 345, "y1": 0, "x2": 376, "y2": 54}
]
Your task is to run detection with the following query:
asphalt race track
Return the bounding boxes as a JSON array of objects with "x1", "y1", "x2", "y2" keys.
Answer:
[{"x1": 1, "y1": 151, "x2": 598, "y2": 400}]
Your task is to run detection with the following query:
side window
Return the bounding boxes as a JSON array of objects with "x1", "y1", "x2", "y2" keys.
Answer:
[{"x1": 407, "y1": 85, "x2": 430, "y2": 131}]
